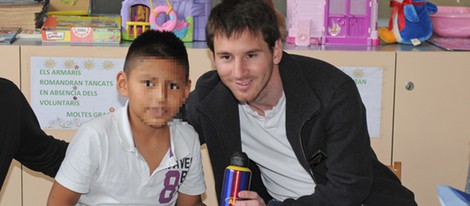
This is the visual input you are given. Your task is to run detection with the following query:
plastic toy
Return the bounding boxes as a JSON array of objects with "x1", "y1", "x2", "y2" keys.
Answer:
[
  {"x1": 323, "y1": 0, "x2": 378, "y2": 45},
  {"x1": 286, "y1": 0, "x2": 325, "y2": 45},
  {"x1": 121, "y1": 0, "x2": 211, "y2": 42},
  {"x1": 149, "y1": 5, "x2": 178, "y2": 31},
  {"x1": 154, "y1": 0, "x2": 192, "y2": 41},
  {"x1": 286, "y1": 0, "x2": 379, "y2": 46},
  {"x1": 155, "y1": 0, "x2": 211, "y2": 41},
  {"x1": 378, "y1": 0, "x2": 437, "y2": 46},
  {"x1": 121, "y1": 0, "x2": 152, "y2": 40}
]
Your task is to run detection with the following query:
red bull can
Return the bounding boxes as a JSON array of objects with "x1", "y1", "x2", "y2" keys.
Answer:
[{"x1": 220, "y1": 152, "x2": 252, "y2": 206}]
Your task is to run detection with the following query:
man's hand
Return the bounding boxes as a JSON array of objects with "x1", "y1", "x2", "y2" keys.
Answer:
[{"x1": 234, "y1": 190, "x2": 266, "y2": 206}]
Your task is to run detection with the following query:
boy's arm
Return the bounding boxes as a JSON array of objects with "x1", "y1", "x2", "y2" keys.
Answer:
[
  {"x1": 47, "y1": 180, "x2": 81, "y2": 206},
  {"x1": 176, "y1": 192, "x2": 206, "y2": 206}
]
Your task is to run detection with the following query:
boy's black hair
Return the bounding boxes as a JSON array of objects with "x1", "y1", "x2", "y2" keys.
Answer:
[
  {"x1": 123, "y1": 30, "x2": 189, "y2": 80},
  {"x1": 206, "y1": 0, "x2": 281, "y2": 53}
]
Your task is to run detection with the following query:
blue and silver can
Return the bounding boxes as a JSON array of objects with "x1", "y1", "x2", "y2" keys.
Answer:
[{"x1": 220, "y1": 152, "x2": 252, "y2": 206}]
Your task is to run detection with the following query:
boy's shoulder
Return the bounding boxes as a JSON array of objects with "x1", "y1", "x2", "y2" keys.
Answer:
[
  {"x1": 80, "y1": 107, "x2": 123, "y2": 130},
  {"x1": 70, "y1": 107, "x2": 125, "y2": 147},
  {"x1": 168, "y1": 119, "x2": 199, "y2": 144}
]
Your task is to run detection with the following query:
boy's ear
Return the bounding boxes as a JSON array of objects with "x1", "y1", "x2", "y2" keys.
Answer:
[
  {"x1": 183, "y1": 79, "x2": 192, "y2": 100},
  {"x1": 116, "y1": 71, "x2": 129, "y2": 97}
]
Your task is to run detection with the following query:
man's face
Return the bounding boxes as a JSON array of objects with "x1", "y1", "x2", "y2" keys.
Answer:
[{"x1": 211, "y1": 31, "x2": 281, "y2": 104}]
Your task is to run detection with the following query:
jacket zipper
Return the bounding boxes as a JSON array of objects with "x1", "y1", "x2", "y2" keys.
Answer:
[{"x1": 299, "y1": 110, "x2": 320, "y2": 182}]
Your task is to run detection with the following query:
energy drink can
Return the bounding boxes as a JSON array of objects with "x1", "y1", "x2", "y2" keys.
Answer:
[{"x1": 220, "y1": 152, "x2": 252, "y2": 206}]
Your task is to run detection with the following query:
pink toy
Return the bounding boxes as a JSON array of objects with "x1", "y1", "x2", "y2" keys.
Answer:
[
  {"x1": 149, "y1": 5, "x2": 178, "y2": 31},
  {"x1": 155, "y1": 0, "x2": 211, "y2": 41},
  {"x1": 324, "y1": 0, "x2": 373, "y2": 45},
  {"x1": 286, "y1": 0, "x2": 324, "y2": 45},
  {"x1": 121, "y1": 0, "x2": 211, "y2": 41},
  {"x1": 286, "y1": 0, "x2": 379, "y2": 46}
]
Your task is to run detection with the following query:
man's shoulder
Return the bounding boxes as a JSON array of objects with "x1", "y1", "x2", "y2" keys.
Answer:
[
  {"x1": 187, "y1": 70, "x2": 220, "y2": 104},
  {"x1": 281, "y1": 52, "x2": 355, "y2": 98},
  {"x1": 194, "y1": 70, "x2": 220, "y2": 88}
]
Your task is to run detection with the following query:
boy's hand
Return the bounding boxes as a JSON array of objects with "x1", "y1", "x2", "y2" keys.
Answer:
[{"x1": 234, "y1": 190, "x2": 266, "y2": 206}]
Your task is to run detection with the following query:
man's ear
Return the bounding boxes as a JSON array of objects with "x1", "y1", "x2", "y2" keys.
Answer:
[
  {"x1": 273, "y1": 39, "x2": 283, "y2": 64},
  {"x1": 116, "y1": 71, "x2": 128, "y2": 97},
  {"x1": 209, "y1": 51, "x2": 215, "y2": 64}
]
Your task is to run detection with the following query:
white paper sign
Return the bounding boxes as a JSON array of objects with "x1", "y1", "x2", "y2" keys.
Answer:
[
  {"x1": 31, "y1": 57, "x2": 126, "y2": 129},
  {"x1": 339, "y1": 67, "x2": 383, "y2": 138}
]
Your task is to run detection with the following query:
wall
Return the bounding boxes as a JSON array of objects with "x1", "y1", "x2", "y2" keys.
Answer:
[{"x1": 211, "y1": 0, "x2": 470, "y2": 19}]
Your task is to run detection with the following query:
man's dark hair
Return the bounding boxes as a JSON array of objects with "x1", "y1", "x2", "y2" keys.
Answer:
[
  {"x1": 206, "y1": 0, "x2": 281, "y2": 52},
  {"x1": 123, "y1": 30, "x2": 189, "y2": 80}
]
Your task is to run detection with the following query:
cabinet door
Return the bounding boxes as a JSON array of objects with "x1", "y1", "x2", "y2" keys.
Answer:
[
  {"x1": 287, "y1": 50, "x2": 396, "y2": 165},
  {"x1": 394, "y1": 52, "x2": 470, "y2": 206},
  {"x1": 0, "y1": 45, "x2": 21, "y2": 206}
]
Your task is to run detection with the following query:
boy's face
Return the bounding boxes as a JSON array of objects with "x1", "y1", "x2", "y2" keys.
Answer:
[{"x1": 117, "y1": 58, "x2": 190, "y2": 128}]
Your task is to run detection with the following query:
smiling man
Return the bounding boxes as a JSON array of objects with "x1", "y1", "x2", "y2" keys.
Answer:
[{"x1": 184, "y1": 0, "x2": 418, "y2": 205}]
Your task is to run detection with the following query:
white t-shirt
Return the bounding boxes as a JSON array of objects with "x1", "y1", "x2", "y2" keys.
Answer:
[
  {"x1": 55, "y1": 105, "x2": 205, "y2": 206},
  {"x1": 239, "y1": 93, "x2": 316, "y2": 201}
]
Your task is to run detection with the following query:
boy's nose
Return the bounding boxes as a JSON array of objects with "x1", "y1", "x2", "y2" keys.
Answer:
[{"x1": 153, "y1": 85, "x2": 167, "y2": 102}]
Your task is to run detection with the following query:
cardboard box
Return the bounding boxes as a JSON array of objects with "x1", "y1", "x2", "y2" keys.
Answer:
[
  {"x1": 48, "y1": 0, "x2": 90, "y2": 16},
  {"x1": 41, "y1": 15, "x2": 121, "y2": 44}
]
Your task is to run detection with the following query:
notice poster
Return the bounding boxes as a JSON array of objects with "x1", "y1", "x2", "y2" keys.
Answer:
[
  {"x1": 339, "y1": 67, "x2": 383, "y2": 138},
  {"x1": 31, "y1": 57, "x2": 126, "y2": 130}
]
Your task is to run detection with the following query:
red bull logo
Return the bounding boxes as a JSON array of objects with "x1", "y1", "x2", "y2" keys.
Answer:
[{"x1": 224, "y1": 196, "x2": 238, "y2": 205}]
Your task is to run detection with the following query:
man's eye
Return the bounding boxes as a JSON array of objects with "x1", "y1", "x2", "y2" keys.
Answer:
[
  {"x1": 169, "y1": 83, "x2": 179, "y2": 90},
  {"x1": 144, "y1": 80, "x2": 154, "y2": 87},
  {"x1": 220, "y1": 55, "x2": 231, "y2": 60},
  {"x1": 247, "y1": 53, "x2": 257, "y2": 58}
]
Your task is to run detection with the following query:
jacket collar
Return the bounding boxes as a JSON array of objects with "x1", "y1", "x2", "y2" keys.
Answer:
[{"x1": 279, "y1": 52, "x2": 321, "y2": 141}]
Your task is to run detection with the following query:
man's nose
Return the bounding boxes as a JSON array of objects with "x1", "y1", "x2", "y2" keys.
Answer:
[{"x1": 233, "y1": 58, "x2": 248, "y2": 78}]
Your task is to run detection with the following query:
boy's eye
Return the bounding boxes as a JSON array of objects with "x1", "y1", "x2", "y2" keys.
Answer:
[
  {"x1": 169, "y1": 82, "x2": 179, "y2": 90},
  {"x1": 144, "y1": 80, "x2": 154, "y2": 87}
]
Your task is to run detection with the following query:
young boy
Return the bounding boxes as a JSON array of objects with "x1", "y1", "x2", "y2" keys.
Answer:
[{"x1": 47, "y1": 30, "x2": 206, "y2": 206}]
